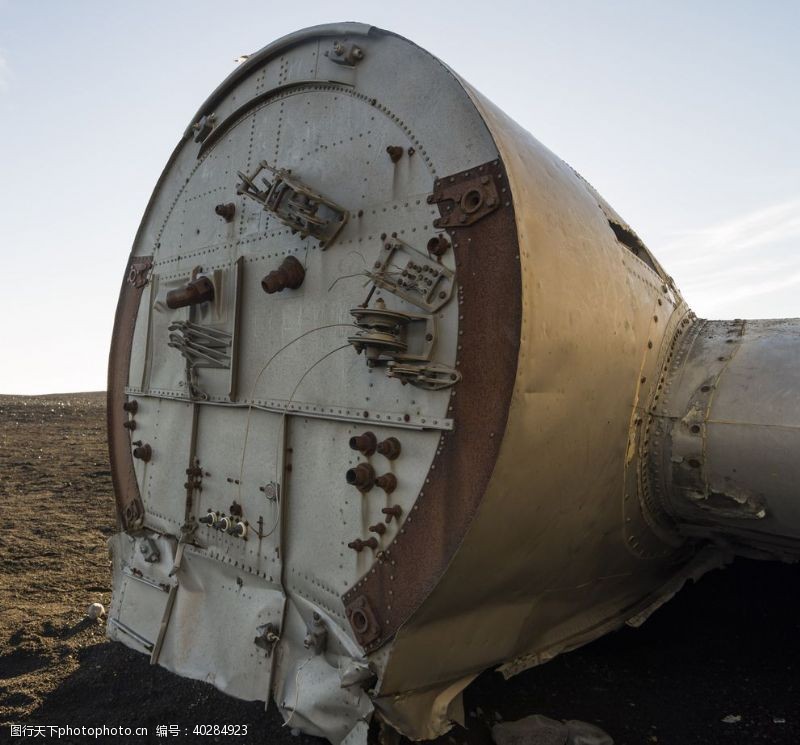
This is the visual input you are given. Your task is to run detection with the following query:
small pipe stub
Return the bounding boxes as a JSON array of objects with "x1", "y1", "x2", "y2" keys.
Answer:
[
  {"x1": 132, "y1": 443, "x2": 152, "y2": 462},
  {"x1": 262, "y1": 255, "x2": 306, "y2": 294},
  {"x1": 375, "y1": 473, "x2": 398, "y2": 494},
  {"x1": 198, "y1": 512, "x2": 216, "y2": 526},
  {"x1": 427, "y1": 234, "x2": 450, "y2": 257},
  {"x1": 382, "y1": 505, "x2": 402, "y2": 523},
  {"x1": 348, "y1": 537, "x2": 378, "y2": 552},
  {"x1": 166, "y1": 276, "x2": 215, "y2": 309},
  {"x1": 346, "y1": 463, "x2": 375, "y2": 492},
  {"x1": 349, "y1": 431, "x2": 377, "y2": 456},
  {"x1": 376, "y1": 437, "x2": 401, "y2": 460},
  {"x1": 386, "y1": 146, "x2": 404, "y2": 163},
  {"x1": 215, "y1": 203, "x2": 236, "y2": 222}
]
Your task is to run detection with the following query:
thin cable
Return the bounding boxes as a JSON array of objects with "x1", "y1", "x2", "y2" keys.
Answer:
[
  {"x1": 237, "y1": 324, "x2": 355, "y2": 504},
  {"x1": 272, "y1": 343, "x2": 351, "y2": 484},
  {"x1": 282, "y1": 657, "x2": 312, "y2": 727}
]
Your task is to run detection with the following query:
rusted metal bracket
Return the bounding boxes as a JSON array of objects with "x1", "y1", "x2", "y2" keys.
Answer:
[
  {"x1": 324, "y1": 39, "x2": 365, "y2": 66},
  {"x1": 427, "y1": 163, "x2": 503, "y2": 228},
  {"x1": 236, "y1": 160, "x2": 348, "y2": 248},
  {"x1": 254, "y1": 622, "x2": 280, "y2": 657},
  {"x1": 192, "y1": 114, "x2": 216, "y2": 143},
  {"x1": 108, "y1": 255, "x2": 153, "y2": 530},
  {"x1": 368, "y1": 237, "x2": 454, "y2": 312},
  {"x1": 386, "y1": 361, "x2": 461, "y2": 391},
  {"x1": 344, "y1": 594, "x2": 380, "y2": 647}
]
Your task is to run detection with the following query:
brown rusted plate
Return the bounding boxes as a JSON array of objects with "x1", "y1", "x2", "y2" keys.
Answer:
[
  {"x1": 107, "y1": 255, "x2": 152, "y2": 529},
  {"x1": 342, "y1": 159, "x2": 521, "y2": 650}
]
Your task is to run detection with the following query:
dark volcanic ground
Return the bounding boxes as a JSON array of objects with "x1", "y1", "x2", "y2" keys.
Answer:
[{"x1": 0, "y1": 393, "x2": 798, "y2": 744}]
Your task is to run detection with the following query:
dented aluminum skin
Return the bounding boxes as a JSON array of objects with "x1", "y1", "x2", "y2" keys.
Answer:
[{"x1": 107, "y1": 23, "x2": 800, "y2": 743}]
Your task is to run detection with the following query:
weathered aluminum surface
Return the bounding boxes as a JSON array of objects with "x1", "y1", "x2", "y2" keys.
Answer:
[
  {"x1": 649, "y1": 318, "x2": 800, "y2": 559},
  {"x1": 107, "y1": 21, "x2": 800, "y2": 745}
]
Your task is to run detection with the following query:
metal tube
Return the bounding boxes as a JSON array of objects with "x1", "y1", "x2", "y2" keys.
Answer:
[{"x1": 651, "y1": 318, "x2": 800, "y2": 560}]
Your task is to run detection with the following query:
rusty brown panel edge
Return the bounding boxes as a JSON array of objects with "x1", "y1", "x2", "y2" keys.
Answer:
[
  {"x1": 107, "y1": 255, "x2": 153, "y2": 530},
  {"x1": 342, "y1": 159, "x2": 522, "y2": 651}
]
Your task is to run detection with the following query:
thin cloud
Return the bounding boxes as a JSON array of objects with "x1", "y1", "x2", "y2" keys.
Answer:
[
  {"x1": 660, "y1": 197, "x2": 800, "y2": 315},
  {"x1": 0, "y1": 49, "x2": 10, "y2": 92}
]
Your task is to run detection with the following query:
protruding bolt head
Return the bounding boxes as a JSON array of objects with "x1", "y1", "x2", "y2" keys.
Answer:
[
  {"x1": 122, "y1": 420, "x2": 137, "y2": 431},
  {"x1": 376, "y1": 437, "x2": 401, "y2": 460},
  {"x1": 132, "y1": 443, "x2": 152, "y2": 462},
  {"x1": 198, "y1": 512, "x2": 216, "y2": 526},
  {"x1": 122, "y1": 400, "x2": 138, "y2": 414},
  {"x1": 368, "y1": 523, "x2": 387, "y2": 536},
  {"x1": 215, "y1": 203, "x2": 236, "y2": 222},
  {"x1": 386, "y1": 146, "x2": 404, "y2": 163},
  {"x1": 349, "y1": 431, "x2": 377, "y2": 456},
  {"x1": 347, "y1": 537, "x2": 378, "y2": 552},
  {"x1": 382, "y1": 505, "x2": 402, "y2": 523},
  {"x1": 375, "y1": 473, "x2": 397, "y2": 494},
  {"x1": 346, "y1": 463, "x2": 375, "y2": 492}
]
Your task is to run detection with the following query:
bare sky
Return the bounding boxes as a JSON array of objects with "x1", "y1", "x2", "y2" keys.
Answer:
[{"x1": 0, "y1": 1, "x2": 797, "y2": 394}]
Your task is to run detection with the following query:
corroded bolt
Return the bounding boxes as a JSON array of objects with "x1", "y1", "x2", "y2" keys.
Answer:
[
  {"x1": 122, "y1": 420, "x2": 136, "y2": 431},
  {"x1": 349, "y1": 431, "x2": 377, "y2": 456},
  {"x1": 368, "y1": 523, "x2": 387, "y2": 536},
  {"x1": 382, "y1": 505, "x2": 402, "y2": 523},
  {"x1": 376, "y1": 437, "x2": 401, "y2": 460},
  {"x1": 132, "y1": 443, "x2": 152, "y2": 462},
  {"x1": 166, "y1": 276, "x2": 215, "y2": 309},
  {"x1": 375, "y1": 473, "x2": 398, "y2": 494},
  {"x1": 348, "y1": 537, "x2": 378, "y2": 552},
  {"x1": 198, "y1": 512, "x2": 215, "y2": 526},
  {"x1": 122, "y1": 400, "x2": 138, "y2": 414},
  {"x1": 427, "y1": 234, "x2": 450, "y2": 257},
  {"x1": 346, "y1": 463, "x2": 375, "y2": 492},
  {"x1": 215, "y1": 203, "x2": 236, "y2": 222},
  {"x1": 386, "y1": 146, "x2": 404, "y2": 163},
  {"x1": 262, "y1": 255, "x2": 305, "y2": 294}
]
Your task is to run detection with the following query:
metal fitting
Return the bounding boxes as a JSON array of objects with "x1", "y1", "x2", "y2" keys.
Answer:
[
  {"x1": 346, "y1": 463, "x2": 375, "y2": 492},
  {"x1": 382, "y1": 505, "x2": 402, "y2": 523},
  {"x1": 349, "y1": 431, "x2": 377, "y2": 456},
  {"x1": 132, "y1": 443, "x2": 152, "y2": 462},
  {"x1": 347, "y1": 537, "x2": 378, "y2": 552},
  {"x1": 215, "y1": 203, "x2": 236, "y2": 222},
  {"x1": 386, "y1": 146, "x2": 404, "y2": 163},
  {"x1": 375, "y1": 473, "x2": 397, "y2": 494},
  {"x1": 227, "y1": 520, "x2": 247, "y2": 539},
  {"x1": 426, "y1": 234, "x2": 451, "y2": 257},
  {"x1": 376, "y1": 437, "x2": 401, "y2": 460},
  {"x1": 122, "y1": 420, "x2": 136, "y2": 431},
  {"x1": 261, "y1": 255, "x2": 306, "y2": 294},
  {"x1": 122, "y1": 400, "x2": 138, "y2": 414},
  {"x1": 198, "y1": 512, "x2": 216, "y2": 526},
  {"x1": 368, "y1": 523, "x2": 387, "y2": 536},
  {"x1": 166, "y1": 276, "x2": 215, "y2": 309}
]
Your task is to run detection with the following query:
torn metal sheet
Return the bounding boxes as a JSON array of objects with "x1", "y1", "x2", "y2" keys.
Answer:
[{"x1": 107, "y1": 21, "x2": 800, "y2": 744}]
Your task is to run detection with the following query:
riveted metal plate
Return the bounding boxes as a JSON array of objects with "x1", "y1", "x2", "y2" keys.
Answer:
[
  {"x1": 343, "y1": 158, "x2": 521, "y2": 651},
  {"x1": 428, "y1": 163, "x2": 503, "y2": 228}
]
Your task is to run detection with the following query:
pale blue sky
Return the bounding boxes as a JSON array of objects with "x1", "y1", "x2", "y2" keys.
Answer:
[{"x1": 0, "y1": 1, "x2": 797, "y2": 393}]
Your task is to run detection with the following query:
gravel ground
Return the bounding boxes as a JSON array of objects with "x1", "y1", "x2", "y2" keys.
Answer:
[{"x1": 1, "y1": 393, "x2": 798, "y2": 744}]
